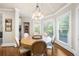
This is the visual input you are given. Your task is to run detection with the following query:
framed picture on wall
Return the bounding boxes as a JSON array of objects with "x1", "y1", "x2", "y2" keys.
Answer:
[{"x1": 5, "y1": 18, "x2": 12, "y2": 32}]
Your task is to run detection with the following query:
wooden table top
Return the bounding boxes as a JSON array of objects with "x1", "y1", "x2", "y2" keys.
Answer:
[{"x1": 21, "y1": 37, "x2": 42, "y2": 48}]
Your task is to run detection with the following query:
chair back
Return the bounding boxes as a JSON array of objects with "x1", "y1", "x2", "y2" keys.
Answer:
[
  {"x1": 31, "y1": 41, "x2": 47, "y2": 56},
  {"x1": 24, "y1": 33, "x2": 29, "y2": 38}
]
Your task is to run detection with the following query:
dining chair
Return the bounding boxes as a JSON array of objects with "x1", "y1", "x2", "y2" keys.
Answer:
[
  {"x1": 24, "y1": 33, "x2": 29, "y2": 38},
  {"x1": 31, "y1": 41, "x2": 47, "y2": 56},
  {"x1": 18, "y1": 33, "x2": 31, "y2": 56},
  {"x1": 19, "y1": 40, "x2": 31, "y2": 56},
  {"x1": 19, "y1": 47, "x2": 31, "y2": 56},
  {"x1": 46, "y1": 36, "x2": 55, "y2": 56}
]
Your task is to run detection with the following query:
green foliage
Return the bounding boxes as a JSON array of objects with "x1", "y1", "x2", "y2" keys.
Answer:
[
  {"x1": 44, "y1": 22, "x2": 53, "y2": 37},
  {"x1": 35, "y1": 26, "x2": 40, "y2": 33},
  {"x1": 59, "y1": 15, "x2": 69, "y2": 43},
  {"x1": 59, "y1": 15, "x2": 69, "y2": 30}
]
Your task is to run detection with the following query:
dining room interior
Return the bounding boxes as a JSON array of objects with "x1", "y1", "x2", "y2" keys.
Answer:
[{"x1": 0, "y1": 3, "x2": 79, "y2": 56}]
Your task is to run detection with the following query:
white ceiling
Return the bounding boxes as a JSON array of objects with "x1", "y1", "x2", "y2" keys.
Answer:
[{"x1": 0, "y1": 3, "x2": 67, "y2": 18}]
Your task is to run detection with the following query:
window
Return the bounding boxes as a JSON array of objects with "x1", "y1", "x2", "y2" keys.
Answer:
[
  {"x1": 44, "y1": 20, "x2": 53, "y2": 37},
  {"x1": 33, "y1": 18, "x2": 55, "y2": 48},
  {"x1": 43, "y1": 19, "x2": 54, "y2": 48},
  {"x1": 33, "y1": 20, "x2": 41, "y2": 35},
  {"x1": 58, "y1": 12, "x2": 70, "y2": 44}
]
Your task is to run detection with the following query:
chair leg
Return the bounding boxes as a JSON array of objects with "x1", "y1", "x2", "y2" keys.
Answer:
[
  {"x1": 20, "y1": 50, "x2": 31, "y2": 56},
  {"x1": 44, "y1": 49, "x2": 47, "y2": 56}
]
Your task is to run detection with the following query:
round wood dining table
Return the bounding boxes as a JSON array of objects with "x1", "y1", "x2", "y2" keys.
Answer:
[{"x1": 21, "y1": 37, "x2": 42, "y2": 48}]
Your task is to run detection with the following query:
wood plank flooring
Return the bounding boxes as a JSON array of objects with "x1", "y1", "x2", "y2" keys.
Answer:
[
  {"x1": 0, "y1": 43, "x2": 74, "y2": 56},
  {"x1": 47, "y1": 43, "x2": 74, "y2": 56}
]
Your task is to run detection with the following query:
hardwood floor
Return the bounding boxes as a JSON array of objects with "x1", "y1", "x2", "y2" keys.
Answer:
[
  {"x1": 0, "y1": 47, "x2": 19, "y2": 56},
  {"x1": 47, "y1": 43, "x2": 74, "y2": 56},
  {"x1": 47, "y1": 48, "x2": 68, "y2": 56},
  {"x1": 0, "y1": 43, "x2": 74, "y2": 56}
]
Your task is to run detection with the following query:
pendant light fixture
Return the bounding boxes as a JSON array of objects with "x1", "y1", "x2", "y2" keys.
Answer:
[{"x1": 32, "y1": 3, "x2": 44, "y2": 20}]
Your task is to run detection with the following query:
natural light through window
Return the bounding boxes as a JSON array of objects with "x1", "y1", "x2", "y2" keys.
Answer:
[
  {"x1": 59, "y1": 13, "x2": 70, "y2": 43},
  {"x1": 33, "y1": 20, "x2": 41, "y2": 35}
]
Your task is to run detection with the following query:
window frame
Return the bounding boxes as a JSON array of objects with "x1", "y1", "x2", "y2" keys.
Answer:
[
  {"x1": 57, "y1": 11, "x2": 72, "y2": 47},
  {"x1": 33, "y1": 19, "x2": 42, "y2": 35},
  {"x1": 75, "y1": 6, "x2": 79, "y2": 54},
  {"x1": 33, "y1": 18, "x2": 55, "y2": 39},
  {"x1": 43, "y1": 19, "x2": 55, "y2": 38}
]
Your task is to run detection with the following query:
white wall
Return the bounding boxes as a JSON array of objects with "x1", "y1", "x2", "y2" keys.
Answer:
[
  {"x1": 74, "y1": 4, "x2": 79, "y2": 55},
  {"x1": 2, "y1": 9, "x2": 15, "y2": 44},
  {"x1": 21, "y1": 17, "x2": 33, "y2": 38},
  {"x1": 14, "y1": 8, "x2": 20, "y2": 46},
  {"x1": 0, "y1": 8, "x2": 20, "y2": 46}
]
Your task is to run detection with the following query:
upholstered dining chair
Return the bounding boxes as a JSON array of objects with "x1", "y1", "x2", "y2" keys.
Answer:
[
  {"x1": 19, "y1": 47, "x2": 31, "y2": 56},
  {"x1": 31, "y1": 41, "x2": 47, "y2": 56},
  {"x1": 24, "y1": 33, "x2": 29, "y2": 38},
  {"x1": 19, "y1": 33, "x2": 31, "y2": 56}
]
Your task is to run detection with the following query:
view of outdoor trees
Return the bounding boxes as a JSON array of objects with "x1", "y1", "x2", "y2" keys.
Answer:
[
  {"x1": 59, "y1": 14, "x2": 69, "y2": 43},
  {"x1": 33, "y1": 20, "x2": 41, "y2": 34},
  {"x1": 44, "y1": 21, "x2": 53, "y2": 37},
  {"x1": 33, "y1": 19, "x2": 53, "y2": 38},
  {"x1": 34, "y1": 24, "x2": 40, "y2": 34}
]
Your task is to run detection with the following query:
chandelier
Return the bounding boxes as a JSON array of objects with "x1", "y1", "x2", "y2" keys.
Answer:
[{"x1": 32, "y1": 3, "x2": 44, "y2": 20}]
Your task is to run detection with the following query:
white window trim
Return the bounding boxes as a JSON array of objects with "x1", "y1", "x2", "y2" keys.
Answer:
[
  {"x1": 57, "y1": 11, "x2": 72, "y2": 47},
  {"x1": 75, "y1": 6, "x2": 79, "y2": 55}
]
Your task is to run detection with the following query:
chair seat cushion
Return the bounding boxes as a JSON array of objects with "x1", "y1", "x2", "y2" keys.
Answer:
[{"x1": 20, "y1": 48, "x2": 30, "y2": 53}]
